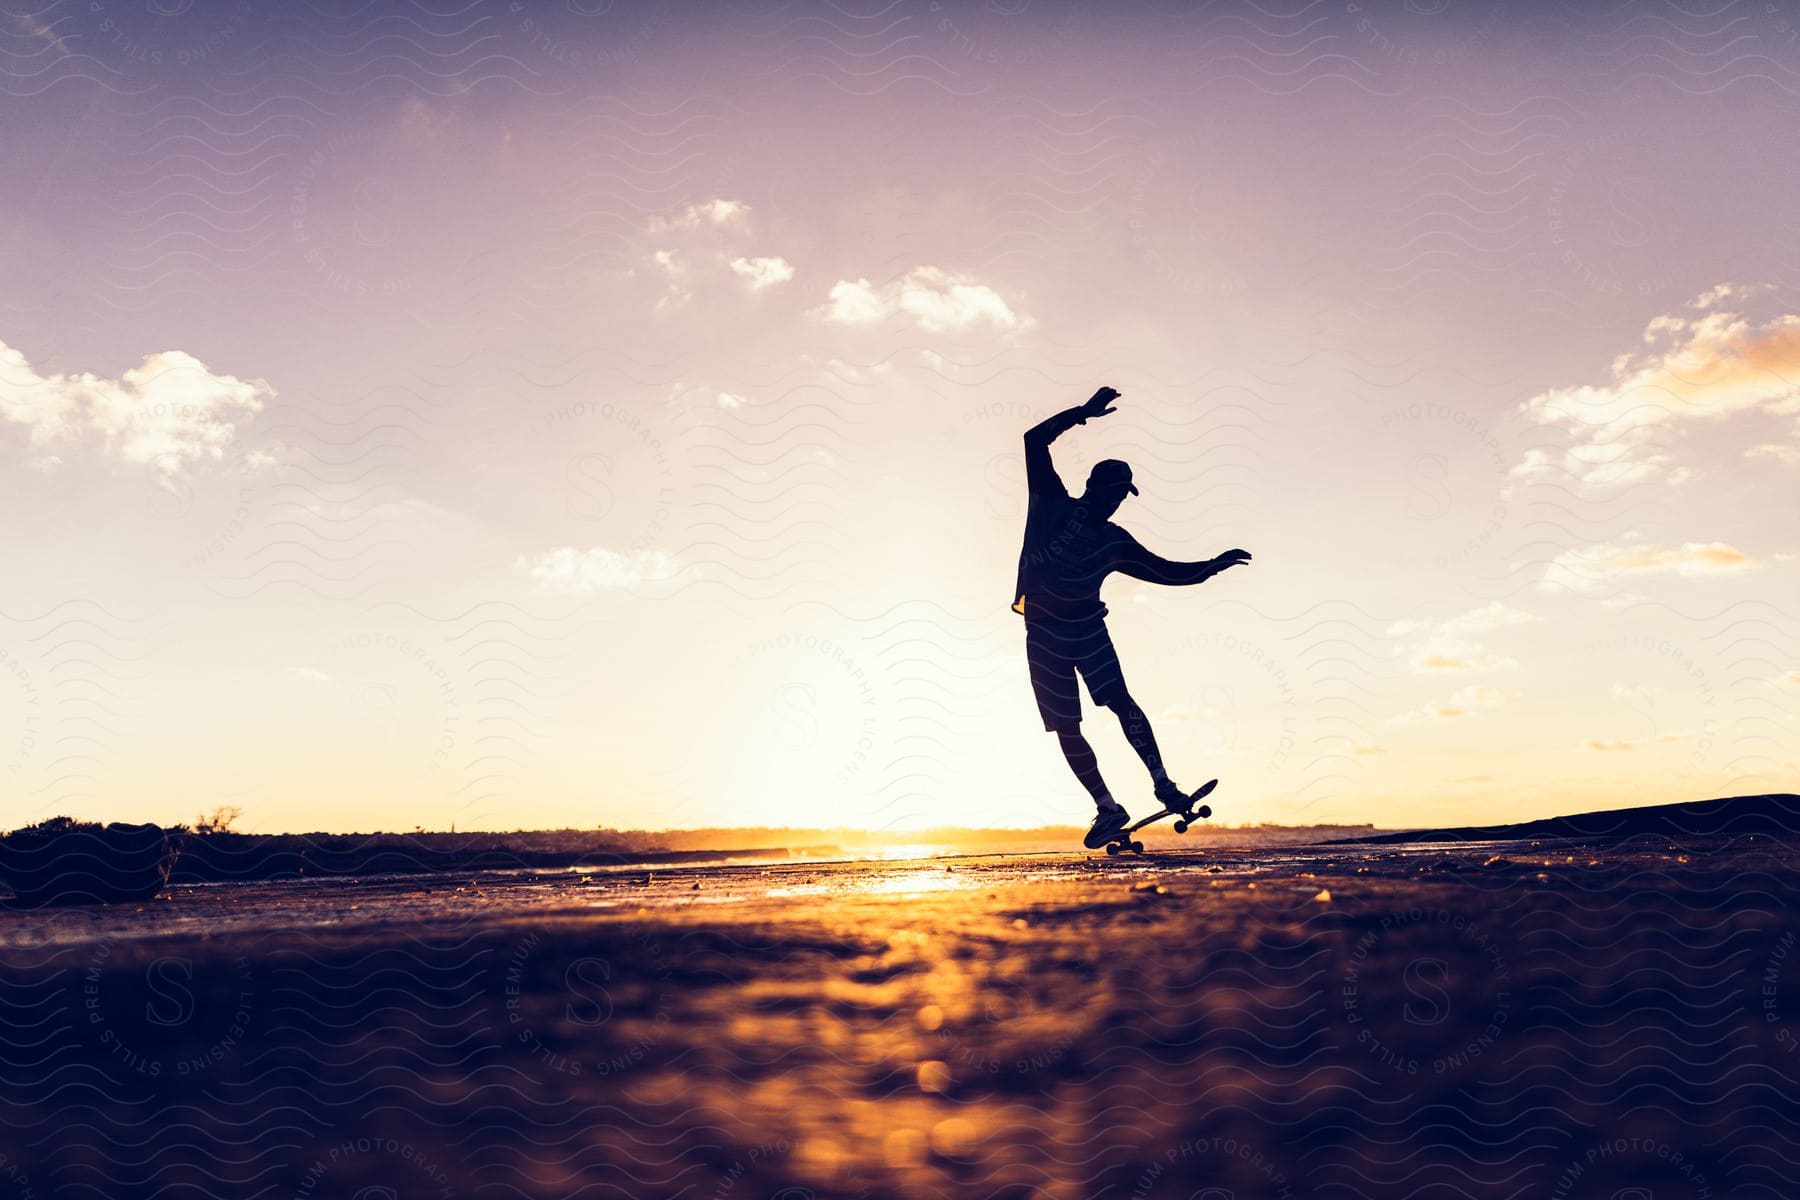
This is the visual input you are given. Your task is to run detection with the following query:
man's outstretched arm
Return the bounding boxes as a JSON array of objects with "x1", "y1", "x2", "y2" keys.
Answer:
[
  {"x1": 1023, "y1": 386, "x2": 1120, "y2": 495},
  {"x1": 1115, "y1": 540, "x2": 1253, "y2": 587}
]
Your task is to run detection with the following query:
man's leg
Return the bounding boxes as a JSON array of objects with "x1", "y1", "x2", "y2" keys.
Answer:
[
  {"x1": 1076, "y1": 622, "x2": 1176, "y2": 795},
  {"x1": 1057, "y1": 721, "x2": 1131, "y2": 848},
  {"x1": 1028, "y1": 620, "x2": 1120, "y2": 812},
  {"x1": 1054, "y1": 725, "x2": 1114, "y2": 808},
  {"x1": 1108, "y1": 693, "x2": 1171, "y2": 789}
]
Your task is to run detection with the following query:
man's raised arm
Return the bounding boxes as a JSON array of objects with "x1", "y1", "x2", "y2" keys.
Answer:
[
  {"x1": 1023, "y1": 386, "x2": 1120, "y2": 495},
  {"x1": 1115, "y1": 538, "x2": 1253, "y2": 587}
]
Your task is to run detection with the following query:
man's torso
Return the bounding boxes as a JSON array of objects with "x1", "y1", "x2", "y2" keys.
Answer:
[{"x1": 1014, "y1": 490, "x2": 1127, "y2": 623}]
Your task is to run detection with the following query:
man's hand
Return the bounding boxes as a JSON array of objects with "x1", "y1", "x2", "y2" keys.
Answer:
[
  {"x1": 1213, "y1": 548, "x2": 1253, "y2": 570},
  {"x1": 1079, "y1": 386, "x2": 1121, "y2": 422}
]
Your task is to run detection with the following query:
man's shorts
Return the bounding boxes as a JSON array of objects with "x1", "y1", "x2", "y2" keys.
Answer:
[{"x1": 1024, "y1": 618, "x2": 1128, "y2": 732}]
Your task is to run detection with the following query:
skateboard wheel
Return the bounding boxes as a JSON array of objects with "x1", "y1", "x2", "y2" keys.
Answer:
[
  {"x1": 1196, "y1": 805, "x2": 1211, "y2": 819},
  {"x1": 1130, "y1": 841, "x2": 1145, "y2": 854},
  {"x1": 1173, "y1": 820, "x2": 1189, "y2": 834},
  {"x1": 1105, "y1": 842, "x2": 1121, "y2": 856}
]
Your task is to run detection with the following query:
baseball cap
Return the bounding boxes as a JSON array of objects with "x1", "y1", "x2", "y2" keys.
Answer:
[{"x1": 1087, "y1": 458, "x2": 1139, "y2": 495}]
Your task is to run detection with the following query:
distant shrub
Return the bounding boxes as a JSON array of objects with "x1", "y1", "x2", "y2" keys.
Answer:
[
  {"x1": 0, "y1": 817, "x2": 179, "y2": 906},
  {"x1": 192, "y1": 805, "x2": 243, "y2": 835}
]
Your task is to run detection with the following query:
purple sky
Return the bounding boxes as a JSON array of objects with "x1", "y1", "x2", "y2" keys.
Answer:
[{"x1": 2, "y1": 0, "x2": 1797, "y2": 832}]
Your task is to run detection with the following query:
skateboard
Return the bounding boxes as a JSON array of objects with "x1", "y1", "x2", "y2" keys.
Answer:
[{"x1": 1102, "y1": 779, "x2": 1218, "y2": 856}]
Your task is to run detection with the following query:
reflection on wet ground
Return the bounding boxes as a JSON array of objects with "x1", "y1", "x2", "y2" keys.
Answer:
[
  {"x1": 3, "y1": 835, "x2": 1798, "y2": 1198},
  {"x1": 0, "y1": 841, "x2": 1516, "y2": 951}
]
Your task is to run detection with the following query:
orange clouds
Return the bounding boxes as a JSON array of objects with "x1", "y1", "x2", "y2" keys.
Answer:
[
  {"x1": 1515, "y1": 291, "x2": 1800, "y2": 488},
  {"x1": 1541, "y1": 538, "x2": 1758, "y2": 593}
]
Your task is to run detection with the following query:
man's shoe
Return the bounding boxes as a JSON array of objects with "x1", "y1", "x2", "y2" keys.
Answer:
[
  {"x1": 1083, "y1": 804, "x2": 1131, "y2": 849},
  {"x1": 1153, "y1": 778, "x2": 1187, "y2": 811}
]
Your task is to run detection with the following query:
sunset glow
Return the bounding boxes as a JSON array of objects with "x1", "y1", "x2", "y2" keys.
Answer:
[{"x1": 2, "y1": 2, "x2": 1795, "y2": 834}]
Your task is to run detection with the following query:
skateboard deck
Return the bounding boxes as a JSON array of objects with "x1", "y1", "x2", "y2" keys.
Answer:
[{"x1": 1102, "y1": 778, "x2": 1217, "y2": 856}]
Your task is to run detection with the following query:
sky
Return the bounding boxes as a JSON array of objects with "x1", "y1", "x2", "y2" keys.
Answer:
[{"x1": 1, "y1": 0, "x2": 1797, "y2": 834}]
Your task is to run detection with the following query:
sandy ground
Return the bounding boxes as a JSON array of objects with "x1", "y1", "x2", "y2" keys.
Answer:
[{"x1": 2, "y1": 837, "x2": 1798, "y2": 1199}]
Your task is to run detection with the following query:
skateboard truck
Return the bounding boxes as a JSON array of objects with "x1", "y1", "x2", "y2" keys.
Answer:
[{"x1": 1103, "y1": 779, "x2": 1218, "y2": 856}]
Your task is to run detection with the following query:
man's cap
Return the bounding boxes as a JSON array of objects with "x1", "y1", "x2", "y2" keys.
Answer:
[{"x1": 1087, "y1": 458, "x2": 1139, "y2": 495}]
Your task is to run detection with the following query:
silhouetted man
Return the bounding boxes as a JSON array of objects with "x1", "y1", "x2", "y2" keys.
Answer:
[{"x1": 1013, "y1": 386, "x2": 1252, "y2": 848}]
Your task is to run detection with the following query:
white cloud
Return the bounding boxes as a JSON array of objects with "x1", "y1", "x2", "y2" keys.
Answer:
[
  {"x1": 650, "y1": 248, "x2": 691, "y2": 309},
  {"x1": 1597, "y1": 590, "x2": 1651, "y2": 610},
  {"x1": 1540, "y1": 537, "x2": 1758, "y2": 594},
  {"x1": 816, "y1": 267, "x2": 1032, "y2": 333},
  {"x1": 698, "y1": 199, "x2": 745, "y2": 223},
  {"x1": 644, "y1": 203, "x2": 794, "y2": 306},
  {"x1": 821, "y1": 278, "x2": 887, "y2": 325},
  {"x1": 515, "y1": 547, "x2": 678, "y2": 592},
  {"x1": 1389, "y1": 685, "x2": 1506, "y2": 725},
  {"x1": 1385, "y1": 602, "x2": 1534, "y2": 639},
  {"x1": 898, "y1": 267, "x2": 1030, "y2": 332},
  {"x1": 1514, "y1": 303, "x2": 1800, "y2": 488},
  {"x1": 1746, "y1": 441, "x2": 1800, "y2": 465},
  {"x1": 1691, "y1": 281, "x2": 1771, "y2": 310},
  {"x1": 1388, "y1": 602, "x2": 1534, "y2": 672},
  {"x1": 648, "y1": 198, "x2": 747, "y2": 233},
  {"x1": 730, "y1": 256, "x2": 794, "y2": 290},
  {"x1": 0, "y1": 341, "x2": 269, "y2": 482},
  {"x1": 716, "y1": 392, "x2": 746, "y2": 410},
  {"x1": 818, "y1": 356, "x2": 895, "y2": 387}
]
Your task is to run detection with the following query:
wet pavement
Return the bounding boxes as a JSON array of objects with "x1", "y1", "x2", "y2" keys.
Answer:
[
  {"x1": 3, "y1": 835, "x2": 1798, "y2": 1198},
  {"x1": 0, "y1": 839, "x2": 1524, "y2": 951}
]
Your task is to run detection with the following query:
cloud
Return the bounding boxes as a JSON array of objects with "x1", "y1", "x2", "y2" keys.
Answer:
[
  {"x1": 1389, "y1": 684, "x2": 1506, "y2": 725},
  {"x1": 11, "y1": 12, "x2": 68, "y2": 55},
  {"x1": 1540, "y1": 537, "x2": 1758, "y2": 594},
  {"x1": 1513, "y1": 301, "x2": 1800, "y2": 488},
  {"x1": 1581, "y1": 733, "x2": 1691, "y2": 752},
  {"x1": 515, "y1": 547, "x2": 678, "y2": 592},
  {"x1": 730, "y1": 256, "x2": 794, "y2": 290},
  {"x1": 716, "y1": 392, "x2": 746, "y2": 410},
  {"x1": 647, "y1": 198, "x2": 747, "y2": 233},
  {"x1": 815, "y1": 356, "x2": 895, "y2": 387},
  {"x1": 1, "y1": 341, "x2": 269, "y2": 482},
  {"x1": 649, "y1": 249, "x2": 691, "y2": 309},
  {"x1": 397, "y1": 94, "x2": 453, "y2": 142},
  {"x1": 644, "y1": 202, "x2": 794, "y2": 306},
  {"x1": 1746, "y1": 441, "x2": 1800, "y2": 465},
  {"x1": 817, "y1": 267, "x2": 1032, "y2": 333},
  {"x1": 285, "y1": 667, "x2": 331, "y2": 684},
  {"x1": 821, "y1": 278, "x2": 888, "y2": 325},
  {"x1": 1777, "y1": 671, "x2": 1800, "y2": 690},
  {"x1": 1388, "y1": 602, "x2": 1534, "y2": 672},
  {"x1": 1691, "y1": 281, "x2": 1771, "y2": 309}
]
